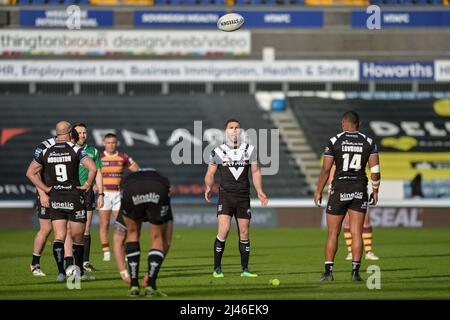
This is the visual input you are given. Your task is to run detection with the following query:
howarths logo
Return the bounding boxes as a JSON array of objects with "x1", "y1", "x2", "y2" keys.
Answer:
[{"x1": 0, "y1": 128, "x2": 30, "y2": 146}]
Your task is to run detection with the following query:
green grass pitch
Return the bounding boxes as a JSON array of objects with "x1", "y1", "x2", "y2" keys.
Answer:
[{"x1": 1, "y1": 227, "x2": 450, "y2": 299}]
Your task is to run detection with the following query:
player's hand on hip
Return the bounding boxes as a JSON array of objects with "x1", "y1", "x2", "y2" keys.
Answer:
[
  {"x1": 258, "y1": 191, "x2": 268, "y2": 206},
  {"x1": 205, "y1": 187, "x2": 212, "y2": 202},
  {"x1": 314, "y1": 193, "x2": 322, "y2": 207},
  {"x1": 77, "y1": 182, "x2": 91, "y2": 192}
]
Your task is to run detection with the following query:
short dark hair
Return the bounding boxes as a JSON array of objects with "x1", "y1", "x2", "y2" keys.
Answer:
[
  {"x1": 342, "y1": 111, "x2": 360, "y2": 125},
  {"x1": 103, "y1": 133, "x2": 117, "y2": 140},
  {"x1": 73, "y1": 122, "x2": 87, "y2": 130},
  {"x1": 225, "y1": 118, "x2": 240, "y2": 128}
]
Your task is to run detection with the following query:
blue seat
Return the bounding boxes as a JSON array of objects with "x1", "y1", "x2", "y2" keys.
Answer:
[
  {"x1": 17, "y1": 0, "x2": 30, "y2": 4},
  {"x1": 47, "y1": 0, "x2": 62, "y2": 4}
]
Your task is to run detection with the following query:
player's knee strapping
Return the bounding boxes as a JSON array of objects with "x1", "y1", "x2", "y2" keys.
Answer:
[
  {"x1": 148, "y1": 249, "x2": 165, "y2": 290},
  {"x1": 214, "y1": 236, "x2": 226, "y2": 269},
  {"x1": 239, "y1": 239, "x2": 250, "y2": 270},
  {"x1": 125, "y1": 242, "x2": 141, "y2": 287}
]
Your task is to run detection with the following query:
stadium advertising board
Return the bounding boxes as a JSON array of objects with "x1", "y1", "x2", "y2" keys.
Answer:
[
  {"x1": 0, "y1": 30, "x2": 250, "y2": 56},
  {"x1": 134, "y1": 10, "x2": 323, "y2": 28},
  {"x1": 352, "y1": 10, "x2": 450, "y2": 28},
  {"x1": 290, "y1": 97, "x2": 450, "y2": 181},
  {"x1": 0, "y1": 60, "x2": 358, "y2": 82},
  {"x1": 360, "y1": 61, "x2": 434, "y2": 80},
  {"x1": 435, "y1": 60, "x2": 450, "y2": 81},
  {"x1": 19, "y1": 9, "x2": 114, "y2": 28}
]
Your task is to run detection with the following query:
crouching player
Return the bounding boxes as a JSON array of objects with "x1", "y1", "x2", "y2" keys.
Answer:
[{"x1": 116, "y1": 168, "x2": 173, "y2": 297}]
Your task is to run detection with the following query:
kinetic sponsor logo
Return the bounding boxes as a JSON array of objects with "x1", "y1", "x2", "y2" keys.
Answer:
[
  {"x1": 51, "y1": 201, "x2": 74, "y2": 210},
  {"x1": 132, "y1": 192, "x2": 160, "y2": 205},
  {"x1": 340, "y1": 192, "x2": 364, "y2": 201}
]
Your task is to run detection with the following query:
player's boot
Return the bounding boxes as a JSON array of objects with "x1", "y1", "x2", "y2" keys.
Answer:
[
  {"x1": 129, "y1": 286, "x2": 140, "y2": 296},
  {"x1": 103, "y1": 251, "x2": 111, "y2": 262},
  {"x1": 30, "y1": 264, "x2": 46, "y2": 276},
  {"x1": 80, "y1": 273, "x2": 96, "y2": 281},
  {"x1": 320, "y1": 272, "x2": 334, "y2": 282},
  {"x1": 351, "y1": 271, "x2": 363, "y2": 282},
  {"x1": 56, "y1": 273, "x2": 66, "y2": 282},
  {"x1": 213, "y1": 267, "x2": 224, "y2": 278},
  {"x1": 241, "y1": 268, "x2": 258, "y2": 277},
  {"x1": 345, "y1": 252, "x2": 352, "y2": 261},
  {"x1": 365, "y1": 251, "x2": 379, "y2": 260},
  {"x1": 83, "y1": 261, "x2": 98, "y2": 272},
  {"x1": 144, "y1": 287, "x2": 168, "y2": 298}
]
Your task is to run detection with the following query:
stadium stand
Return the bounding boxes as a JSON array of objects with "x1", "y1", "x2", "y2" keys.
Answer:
[
  {"x1": 0, "y1": 94, "x2": 311, "y2": 201},
  {"x1": 4, "y1": 0, "x2": 449, "y2": 4},
  {"x1": 289, "y1": 96, "x2": 450, "y2": 197}
]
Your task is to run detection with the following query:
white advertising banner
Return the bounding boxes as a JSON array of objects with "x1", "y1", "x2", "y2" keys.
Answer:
[
  {"x1": 0, "y1": 60, "x2": 359, "y2": 82},
  {"x1": 434, "y1": 60, "x2": 450, "y2": 81},
  {"x1": 0, "y1": 30, "x2": 250, "y2": 56}
]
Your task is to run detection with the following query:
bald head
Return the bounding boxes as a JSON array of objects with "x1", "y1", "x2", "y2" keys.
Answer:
[{"x1": 55, "y1": 121, "x2": 71, "y2": 141}]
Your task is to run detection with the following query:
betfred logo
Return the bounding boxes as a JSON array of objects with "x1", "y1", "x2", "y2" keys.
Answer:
[{"x1": 0, "y1": 128, "x2": 29, "y2": 146}]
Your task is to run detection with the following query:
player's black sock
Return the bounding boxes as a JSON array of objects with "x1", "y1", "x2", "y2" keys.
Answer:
[
  {"x1": 324, "y1": 261, "x2": 334, "y2": 273},
  {"x1": 82, "y1": 235, "x2": 91, "y2": 263},
  {"x1": 148, "y1": 249, "x2": 165, "y2": 290},
  {"x1": 352, "y1": 261, "x2": 361, "y2": 273},
  {"x1": 214, "y1": 236, "x2": 226, "y2": 270},
  {"x1": 53, "y1": 240, "x2": 65, "y2": 274},
  {"x1": 31, "y1": 253, "x2": 40, "y2": 266},
  {"x1": 64, "y1": 256, "x2": 74, "y2": 270},
  {"x1": 73, "y1": 243, "x2": 84, "y2": 276},
  {"x1": 126, "y1": 242, "x2": 140, "y2": 287},
  {"x1": 239, "y1": 239, "x2": 250, "y2": 271}
]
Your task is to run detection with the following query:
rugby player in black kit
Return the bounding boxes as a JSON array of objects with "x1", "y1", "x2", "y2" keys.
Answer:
[
  {"x1": 314, "y1": 111, "x2": 381, "y2": 282},
  {"x1": 26, "y1": 121, "x2": 97, "y2": 282},
  {"x1": 119, "y1": 168, "x2": 173, "y2": 297},
  {"x1": 204, "y1": 119, "x2": 268, "y2": 278}
]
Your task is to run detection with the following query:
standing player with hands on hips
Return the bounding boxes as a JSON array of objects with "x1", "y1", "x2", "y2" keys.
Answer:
[
  {"x1": 26, "y1": 121, "x2": 97, "y2": 281},
  {"x1": 314, "y1": 111, "x2": 381, "y2": 282},
  {"x1": 204, "y1": 119, "x2": 268, "y2": 279}
]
